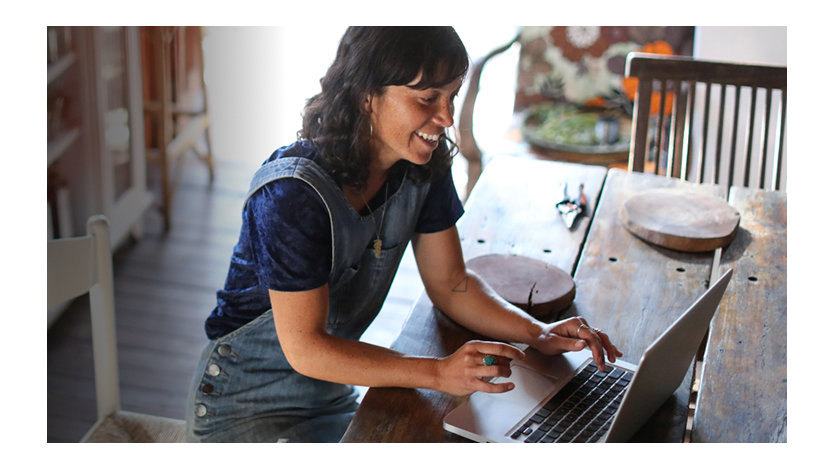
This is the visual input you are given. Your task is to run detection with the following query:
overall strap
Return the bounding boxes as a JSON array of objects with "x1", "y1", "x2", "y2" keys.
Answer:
[{"x1": 244, "y1": 157, "x2": 336, "y2": 209}]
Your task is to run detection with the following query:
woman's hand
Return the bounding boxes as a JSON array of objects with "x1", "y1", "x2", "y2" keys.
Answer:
[
  {"x1": 530, "y1": 317, "x2": 623, "y2": 371},
  {"x1": 434, "y1": 340, "x2": 526, "y2": 396}
]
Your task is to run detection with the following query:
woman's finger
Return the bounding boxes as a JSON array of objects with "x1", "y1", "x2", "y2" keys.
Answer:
[
  {"x1": 469, "y1": 340, "x2": 526, "y2": 362},
  {"x1": 474, "y1": 378, "x2": 515, "y2": 394},
  {"x1": 594, "y1": 330, "x2": 624, "y2": 362},
  {"x1": 468, "y1": 341, "x2": 521, "y2": 381},
  {"x1": 572, "y1": 317, "x2": 610, "y2": 371}
]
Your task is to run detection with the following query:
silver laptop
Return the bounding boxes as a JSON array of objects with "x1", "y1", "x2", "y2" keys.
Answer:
[{"x1": 443, "y1": 268, "x2": 733, "y2": 443}]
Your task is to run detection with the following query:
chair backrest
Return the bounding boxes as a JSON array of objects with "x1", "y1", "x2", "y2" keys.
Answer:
[
  {"x1": 48, "y1": 215, "x2": 120, "y2": 420},
  {"x1": 625, "y1": 52, "x2": 787, "y2": 194},
  {"x1": 457, "y1": 33, "x2": 520, "y2": 199}
]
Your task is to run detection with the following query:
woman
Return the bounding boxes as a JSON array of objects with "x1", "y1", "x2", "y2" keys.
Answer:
[{"x1": 186, "y1": 26, "x2": 622, "y2": 443}]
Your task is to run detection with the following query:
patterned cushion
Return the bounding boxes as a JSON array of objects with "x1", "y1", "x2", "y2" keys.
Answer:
[{"x1": 515, "y1": 26, "x2": 694, "y2": 112}]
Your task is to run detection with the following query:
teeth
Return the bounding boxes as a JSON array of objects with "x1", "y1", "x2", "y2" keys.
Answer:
[{"x1": 416, "y1": 131, "x2": 440, "y2": 142}]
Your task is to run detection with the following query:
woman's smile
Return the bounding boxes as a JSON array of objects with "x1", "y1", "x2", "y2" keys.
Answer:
[{"x1": 415, "y1": 130, "x2": 441, "y2": 149}]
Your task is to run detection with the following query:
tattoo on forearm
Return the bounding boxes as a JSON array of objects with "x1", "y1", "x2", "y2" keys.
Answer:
[{"x1": 452, "y1": 276, "x2": 469, "y2": 293}]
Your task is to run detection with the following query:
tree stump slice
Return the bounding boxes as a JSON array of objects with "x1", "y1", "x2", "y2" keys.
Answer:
[
  {"x1": 467, "y1": 254, "x2": 575, "y2": 320},
  {"x1": 619, "y1": 188, "x2": 740, "y2": 252}
]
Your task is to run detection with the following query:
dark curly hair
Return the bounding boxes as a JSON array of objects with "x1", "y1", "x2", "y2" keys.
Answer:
[{"x1": 300, "y1": 27, "x2": 469, "y2": 189}]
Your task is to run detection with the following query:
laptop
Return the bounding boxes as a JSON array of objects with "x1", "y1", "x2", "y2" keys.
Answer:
[{"x1": 443, "y1": 268, "x2": 733, "y2": 443}]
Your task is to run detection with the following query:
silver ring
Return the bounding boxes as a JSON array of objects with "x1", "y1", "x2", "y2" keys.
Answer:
[
  {"x1": 577, "y1": 324, "x2": 591, "y2": 336},
  {"x1": 483, "y1": 355, "x2": 497, "y2": 366}
]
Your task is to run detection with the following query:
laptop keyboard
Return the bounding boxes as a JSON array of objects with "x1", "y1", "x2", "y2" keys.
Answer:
[{"x1": 510, "y1": 362, "x2": 633, "y2": 443}]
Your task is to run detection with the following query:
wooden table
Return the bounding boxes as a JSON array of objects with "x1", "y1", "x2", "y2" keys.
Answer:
[
  {"x1": 691, "y1": 187, "x2": 787, "y2": 442},
  {"x1": 341, "y1": 157, "x2": 783, "y2": 443},
  {"x1": 563, "y1": 168, "x2": 722, "y2": 442}
]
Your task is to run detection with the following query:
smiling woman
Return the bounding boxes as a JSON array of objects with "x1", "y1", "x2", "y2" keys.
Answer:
[
  {"x1": 187, "y1": 27, "x2": 473, "y2": 443},
  {"x1": 185, "y1": 27, "x2": 621, "y2": 444}
]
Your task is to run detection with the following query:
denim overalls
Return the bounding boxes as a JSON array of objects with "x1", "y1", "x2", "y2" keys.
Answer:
[{"x1": 185, "y1": 156, "x2": 430, "y2": 442}]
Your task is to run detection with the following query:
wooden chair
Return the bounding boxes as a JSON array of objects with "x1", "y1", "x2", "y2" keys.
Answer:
[
  {"x1": 48, "y1": 215, "x2": 186, "y2": 442},
  {"x1": 457, "y1": 34, "x2": 520, "y2": 199},
  {"x1": 142, "y1": 27, "x2": 215, "y2": 231},
  {"x1": 625, "y1": 52, "x2": 787, "y2": 194}
]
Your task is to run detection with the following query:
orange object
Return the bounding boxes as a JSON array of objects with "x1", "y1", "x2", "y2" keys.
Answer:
[
  {"x1": 585, "y1": 96, "x2": 606, "y2": 108},
  {"x1": 622, "y1": 40, "x2": 676, "y2": 115}
]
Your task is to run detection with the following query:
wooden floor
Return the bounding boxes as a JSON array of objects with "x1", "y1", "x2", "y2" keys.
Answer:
[{"x1": 46, "y1": 153, "x2": 422, "y2": 442}]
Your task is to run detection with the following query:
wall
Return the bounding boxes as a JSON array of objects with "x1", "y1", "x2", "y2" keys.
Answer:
[
  {"x1": 201, "y1": 26, "x2": 345, "y2": 169},
  {"x1": 694, "y1": 26, "x2": 787, "y2": 66}
]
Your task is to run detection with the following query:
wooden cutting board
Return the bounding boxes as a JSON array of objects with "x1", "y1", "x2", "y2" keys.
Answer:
[
  {"x1": 619, "y1": 188, "x2": 741, "y2": 252},
  {"x1": 467, "y1": 254, "x2": 575, "y2": 320}
]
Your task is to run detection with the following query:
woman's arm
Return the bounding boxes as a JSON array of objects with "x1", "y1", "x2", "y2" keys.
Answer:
[
  {"x1": 269, "y1": 286, "x2": 524, "y2": 396},
  {"x1": 411, "y1": 226, "x2": 546, "y2": 344},
  {"x1": 411, "y1": 226, "x2": 622, "y2": 370}
]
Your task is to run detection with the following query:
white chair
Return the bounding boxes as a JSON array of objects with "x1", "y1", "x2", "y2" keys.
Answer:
[{"x1": 48, "y1": 215, "x2": 186, "y2": 442}]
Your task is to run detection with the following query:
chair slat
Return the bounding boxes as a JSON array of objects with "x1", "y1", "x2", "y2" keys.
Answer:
[
  {"x1": 629, "y1": 77, "x2": 654, "y2": 173},
  {"x1": 668, "y1": 80, "x2": 687, "y2": 178},
  {"x1": 774, "y1": 90, "x2": 787, "y2": 190},
  {"x1": 743, "y1": 87, "x2": 759, "y2": 188},
  {"x1": 699, "y1": 83, "x2": 712, "y2": 184},
  {"x1": 682, "y1": 80, "x2": 696, "y2": 182},
  {"x1": 759, "y1": 88, "x2": 774, "y2": 189},
  {"x1": 654, "y1": 79, "x2": 667, "y2": 175},
  {"x1": 727, "y1": 85, "x2": 742, "y2": 189},
  {"x1": 714, "y1": 84, "x2": 727, "y2": 185}
]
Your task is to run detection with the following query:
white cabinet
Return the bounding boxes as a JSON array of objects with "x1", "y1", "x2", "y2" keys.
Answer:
[{"x1": 47, "y1": 26, "x2": 153, "y2": 249}]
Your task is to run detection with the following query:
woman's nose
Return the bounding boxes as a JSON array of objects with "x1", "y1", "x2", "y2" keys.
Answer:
[{"x1": 433, "y1": 100, "x2": 454, "y2": 128}]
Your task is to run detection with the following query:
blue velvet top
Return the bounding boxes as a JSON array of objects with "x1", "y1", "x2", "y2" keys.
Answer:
[{"x1": 204, "y1": 141, "x2": 464, "y2": 339}]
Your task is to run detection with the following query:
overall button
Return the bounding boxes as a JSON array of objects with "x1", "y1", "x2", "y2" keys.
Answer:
[
  {"x1": 207, "y1": 364, "x2": 221, "y2": 376},
  {"x1": 217, "y1": 344, "x2": 233, "y2": 357},
  {"x1": 195, "y1": 404, "x2": 207, "y2": 417},
  {"x1": 202, "y1": 383, "x2": 215, "y2": 394}
]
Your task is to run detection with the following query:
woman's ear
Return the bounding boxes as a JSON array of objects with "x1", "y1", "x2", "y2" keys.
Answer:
[{"x1": 364, "y1": 94, "x2": 374, "y2": 113}]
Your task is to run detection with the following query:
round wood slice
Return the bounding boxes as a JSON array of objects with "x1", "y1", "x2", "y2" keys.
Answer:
[
  {"x1": 619, "y1": 188, "x2": 741, "y2": 252},
  {"x1": 467, "y1": 254, "x2": 575, "y2": 320}
]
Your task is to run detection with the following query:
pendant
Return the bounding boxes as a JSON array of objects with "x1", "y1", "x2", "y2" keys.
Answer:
[{"x1": 373, "y1": 238, "x2": 382, "y2": 259}]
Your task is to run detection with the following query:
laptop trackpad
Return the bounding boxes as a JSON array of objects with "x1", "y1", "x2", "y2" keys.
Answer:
[
  {"x1": 443, "y1": 365, "x2": 556, "y2": 442},
  {"x1": 443, "y1": 350, "x2": 591, "y2": 442},
  {"x1": 483, "y1": 350, "x2": 588, "y2": 421},
  {"x1": 486, "y1": 362, "x2": 558, "y2": 412}
]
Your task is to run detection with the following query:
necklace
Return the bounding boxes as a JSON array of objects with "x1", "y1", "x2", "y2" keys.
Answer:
[{"x1": 361, "y1": 181, "x2": 388, "y2": 259}]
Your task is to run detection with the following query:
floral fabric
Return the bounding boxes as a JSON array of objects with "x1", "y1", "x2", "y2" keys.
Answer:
[{"x1": 515, "y1": 26, "x2": 694, "y2": 112}]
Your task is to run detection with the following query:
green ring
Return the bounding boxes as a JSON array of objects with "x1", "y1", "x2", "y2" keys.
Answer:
[{"x1": 483, "y1": 355, "x2": 497, "y2": 366}]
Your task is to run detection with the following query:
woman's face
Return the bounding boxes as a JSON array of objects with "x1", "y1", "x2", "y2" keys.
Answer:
[{"x1": 367, "y1": 74, "x2": 463, "y2": 171}]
